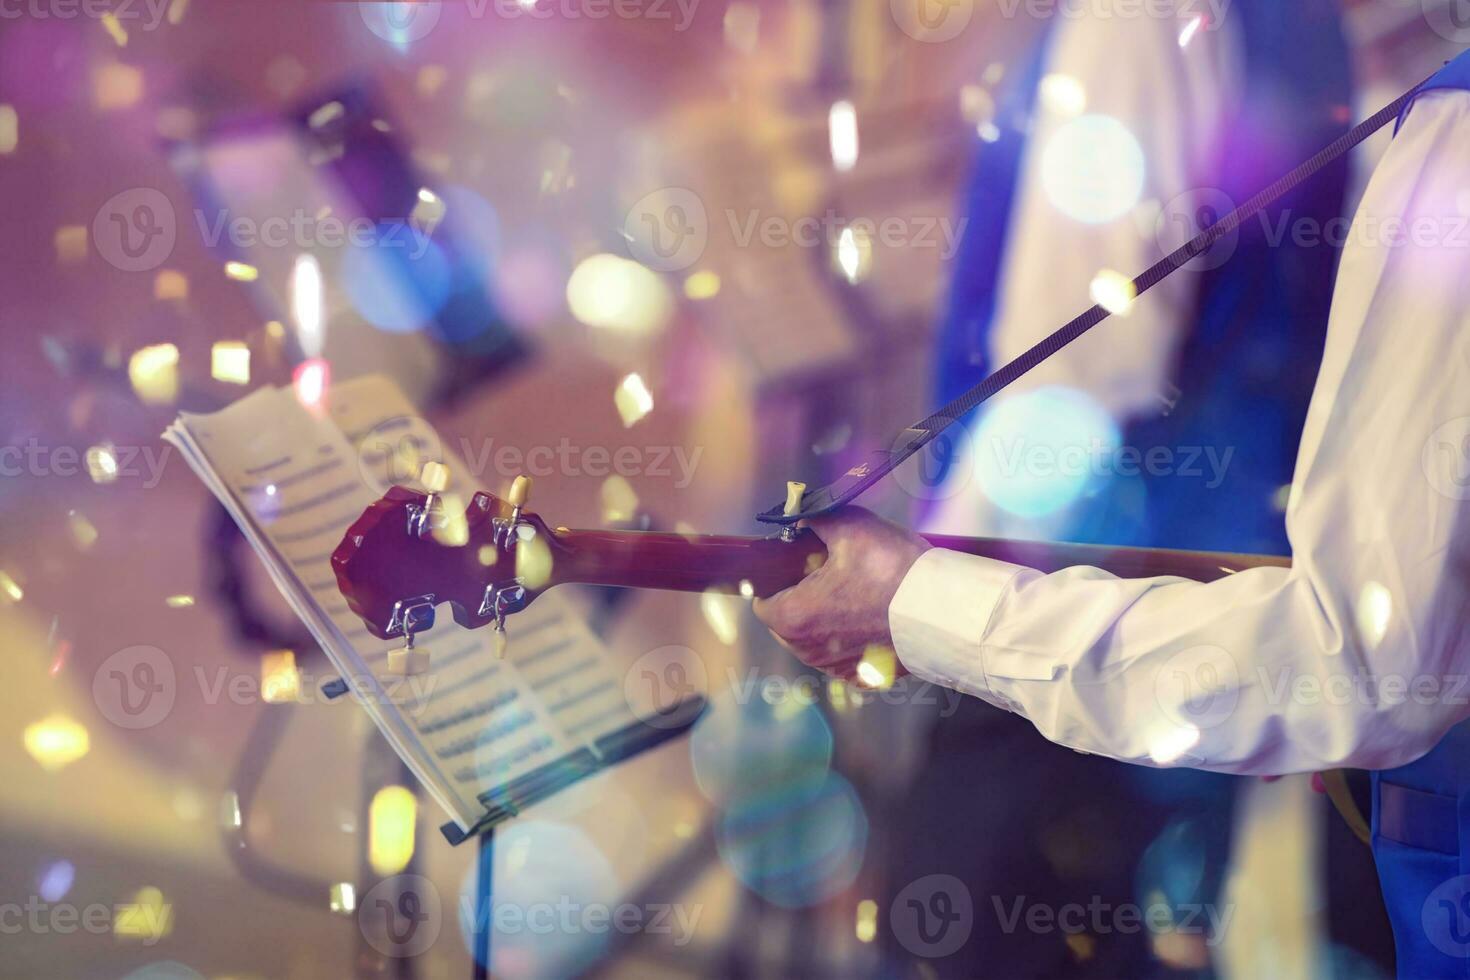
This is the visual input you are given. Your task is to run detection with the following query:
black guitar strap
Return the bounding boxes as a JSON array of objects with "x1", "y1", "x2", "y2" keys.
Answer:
[{"x1": 758, "y1": 73, "x2": 1434, "y2": 526}]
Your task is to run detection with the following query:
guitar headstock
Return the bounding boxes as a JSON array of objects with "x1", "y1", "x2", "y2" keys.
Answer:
[{"x1": 332, "y1": 476, "x2": 560, "y2": 667}]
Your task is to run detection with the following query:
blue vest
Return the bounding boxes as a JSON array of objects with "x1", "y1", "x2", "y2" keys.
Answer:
[
  {"x1": 1373, "y1": 50, "x2": 1470, "y2": 980},
  {"x1": 933, "y1": 1, "x2": 1353, "y2": 556}
]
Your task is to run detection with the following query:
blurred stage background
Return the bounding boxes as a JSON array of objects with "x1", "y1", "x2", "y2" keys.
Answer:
[{"x1": 0, "y1": 1, "x2": 1459, "y2": 977}]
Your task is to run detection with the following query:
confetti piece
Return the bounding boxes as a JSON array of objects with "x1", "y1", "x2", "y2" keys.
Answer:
[
  {"x1": 101, "y1": 12, "x2": 128, "y2": 46},
  {"x1": 54, "y1": 226, "x2": 87, "y2": 264},
  {"x1": 261, "y1": 650, "x2": 300, "y2": 704},
  {"x1": 0, "y1": 105, "x2": 16, "y2": 155},
  {"x1": 224, "y1": 260, "x2": 258, "y2": 282},
  {"x1": 614, "y1": 373, "x2": 655, "y2": 428},
  {"x1": 211, "y1": 341, "x2": 250, "y2": 384},
  {"x1": 330, "y1": 883, "x2": 356, "y2": 915},
  {"x1": 68, "y1": 511, "x2": 99, "y2": 551},
  {"x1": 114, "y1": 887, "x2": 173, "y2": 943},
  {"x1": 24, "y1": 715, "x2": 89, "y2": 771},
  {"x1": 0, "y1": 571, "x2": 25, "y2": 603},
  {"x1": 165, "y1": 594, "x2": 195, "y2": 608},
  {"x1": 1089, "y1": 269, "x2": 1137, "y2": 315},
  {"x1": 600, "y1": 475, "x2": 639, "y2": 524},
  {"x1": 93, "y1": 63, "x2": 143, "y2": 110},
  {"x1": 153, "y1": 269, "x2": 188, "y2": 301},
  {"x1": 129, "y1": 343, "x2": 180, "y2": 405},
  {"x1": 85, "y1": 445, "x2": 119, "y2": 484},
  {"x1": 369, "y1": 786, "x2": 417, "y2": 876},
  {"x1": 683, "y1": 270, "x2": 721, "y2": 300}
]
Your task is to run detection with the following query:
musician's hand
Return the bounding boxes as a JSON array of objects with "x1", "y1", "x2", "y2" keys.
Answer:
[{"x1": 752, "y1": 508, "x2": 930, "y2": 680}]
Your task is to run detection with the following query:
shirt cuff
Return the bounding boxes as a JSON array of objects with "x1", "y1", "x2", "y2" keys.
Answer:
[{"x1": 889, "y1": 548, "x2": 1025, "y2": 701}]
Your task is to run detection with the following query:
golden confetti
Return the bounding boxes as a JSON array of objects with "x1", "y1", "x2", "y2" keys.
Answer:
[
  {"x1": 855, "y1": 646, "x2": 896, "y2": 690},
  {"x1": 835, "y1": 225, "x2": 872, "y2": 283},
  {"x1": 24, "y1": 715, "x2": 90, "y2": 771},
  {"x1": 224, "y1": 260, "x2": 259, "y2": 282},
  {"x1": 93, "y1": 63, "x2": 144, "y2": 110},
  {"x1": 1040, "y1": 73, "x2": 1087, "y2": 116},
  {"x1": 220, "y1": 790, "x2": 243, "y2": 829},
  {"x1": 128, "y1": 343, "x2": 180, "y2": 405},
  {"x1": 1089, "y1": 269, "x2": 1137, "y2": 315},
  {"x1": 211, "y1": 341, "x2": 251, "y2": 385},
  {"x1": 0, "y1": 570, "x2": 23, "y2": 603},
  {"x1": 700, "y1": 589, "x2": 739, "y2": 645},
  {"x1": 261, "y1": 650, "x2": 301, "y2": 704},
  {"x1": 478, "y1": 544, "x2": 498, "y2": 567},
  {"x1": 369, "y1": 786, "x2": 418, "y2": 876},
  {"x1": 683, "y1": 270, "x2": 721, "y2": 300},
  {"x1": 165, "y1": 594, "x2": 195, "y2": 608},
  {"x1": 417, "y1": 65, "x2": 449, "y2": 98},
  {"x1": 329, "y1": 882, "x2": 357, "y2": 915},
  {"x1": 855, "y1": 900, "x2": 878, "y2": 943},
  {"x1": 54, "y1": 226, "x2": 88, "y2": 264},
  {"x1": 614, "y1": 373, "x2": 655, "y2": 428},
  {"x1": 308, "y1": 101, "x2": 344, "y2": 130},
  {"x1": 153, "y1": 269, "x2": 188, "y2": 301},
  {"x1": 101, "y1": 11, "x2": 128, "y2": 46},
  {"x1": 0, "y1": 105, "x2": 16, "y2": 155},
  {"x1": 114, "y1": 887, "x2": 173, "y2": 943},
  {"x1": 516, "y1": 533, "x2": 554, "y2": 590},
  {"x1": 167, "y1": 0, "x2": 189, "y2": 24},
  {"x1": 86, "y1": 445, "x2": 119, "y2": 484},
  {"x1": 600, "y1": 475, "x2": 639, "y2": 524},
  {"x1": 68, "y1": 511, "x2": 99, "y2": 551}
]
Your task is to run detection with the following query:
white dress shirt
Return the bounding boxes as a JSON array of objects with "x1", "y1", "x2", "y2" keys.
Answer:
[
  {"x1": 928, "y1": 7, "x2": 1240, "y2": 539},
  {"x1": 893, "y1": 87, "x2": 1470, "y2": 776}
]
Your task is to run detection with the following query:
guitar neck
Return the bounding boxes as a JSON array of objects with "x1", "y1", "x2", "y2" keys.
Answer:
[{"x1": 548, "y1": 528, "x2": 1290, "y2": 598}]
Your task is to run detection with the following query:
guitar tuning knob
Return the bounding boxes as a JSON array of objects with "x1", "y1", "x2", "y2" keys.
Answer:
[
  {"x1": 508, "y1": 474, "x2": 532, "y2": 522},
  {"x1": 421, "y1": 461, "x2": 450, "y2": 493},
  {"x1": 388, "y1": 643, "x2": 430, "y2": 676},
  {"x1": 780, "y1": 481, "x2": 806, "y2": 542}
]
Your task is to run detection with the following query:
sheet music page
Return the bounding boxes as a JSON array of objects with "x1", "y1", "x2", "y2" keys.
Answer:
[{"x1": 164, "y1": 376, "x2": 637, "y2": 829}]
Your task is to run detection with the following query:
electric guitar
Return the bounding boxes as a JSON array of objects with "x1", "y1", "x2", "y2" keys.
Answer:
[{"x1": 332, "y1": 475, "x2": 1290, "y2": 673}]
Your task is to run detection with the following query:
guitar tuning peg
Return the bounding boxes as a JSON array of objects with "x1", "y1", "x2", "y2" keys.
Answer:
[
  {"x1": 421, "y1": 461, "x2": 450, "y2": 494},
  {"x1": 388, "y1": 643, "x2": 430, "y2": 676},
  {"x1": 508, "y1": 474, "x2": 532, "y2": 522},
  {"x1": 780, "y1": 482, "x2": 806, "y2": 542},
  {"x1": 493, "y1": 626, "x2": 508, "y2": 660}
]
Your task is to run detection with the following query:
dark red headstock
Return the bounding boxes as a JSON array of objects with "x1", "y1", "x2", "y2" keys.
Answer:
[{"x1": 332, "y1": 482, "x2": 561, "y2": 642}]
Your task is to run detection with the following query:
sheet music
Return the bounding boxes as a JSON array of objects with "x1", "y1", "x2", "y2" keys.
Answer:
[{"x1": 165, "y1": 376, "x2": 638, "y2": 829}]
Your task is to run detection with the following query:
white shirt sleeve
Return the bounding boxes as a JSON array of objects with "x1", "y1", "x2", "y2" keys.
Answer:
[{"x1": 892, "y1": 89, "x2": 1470, "y2": 776}]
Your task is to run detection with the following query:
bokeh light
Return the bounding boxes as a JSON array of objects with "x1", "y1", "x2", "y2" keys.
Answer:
[
  {"x1": 970, "y1": 386, "x2": 1120, "y2": 518},
  {"x1": 690, "y1": 689, "x2": 833, "y2": 808},
  {"x1": 1041, "y1": 115, "x2": 1146, "y2": 224}
]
